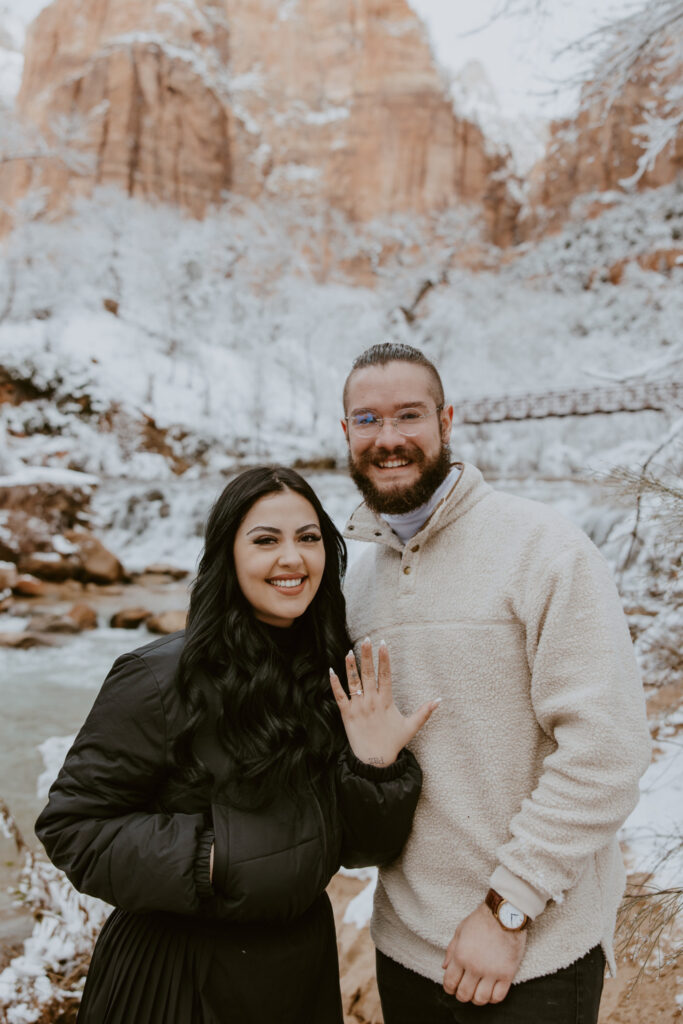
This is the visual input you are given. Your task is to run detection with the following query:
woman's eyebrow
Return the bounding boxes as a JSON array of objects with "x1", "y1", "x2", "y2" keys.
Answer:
[{"x1": 245, "y1": 523, "x2": 320, "y2": 536}]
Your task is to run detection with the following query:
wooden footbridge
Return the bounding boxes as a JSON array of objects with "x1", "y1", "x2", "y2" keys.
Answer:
[{"x1": 455, "y1": 380, "x2": 681, "y2": 425}]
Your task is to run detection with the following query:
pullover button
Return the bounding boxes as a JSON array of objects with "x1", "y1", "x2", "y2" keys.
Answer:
[{"x1": 403, "y1": 566, "x2": 411, "y2": 575}]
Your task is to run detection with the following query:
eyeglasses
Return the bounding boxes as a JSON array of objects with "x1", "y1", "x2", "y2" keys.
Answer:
[{"x1": 345, "y1": 406, "x2": 443, "y2": 438}]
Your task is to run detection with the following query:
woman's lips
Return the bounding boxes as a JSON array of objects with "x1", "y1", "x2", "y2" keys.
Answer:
[{"x1": 266, "y1": 576, "x2": 307, "y2": 594}]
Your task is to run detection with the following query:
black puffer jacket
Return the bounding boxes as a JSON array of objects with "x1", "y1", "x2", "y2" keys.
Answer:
[{"x1": 36, "y1": 632, "x2": 422, "y2": 923}]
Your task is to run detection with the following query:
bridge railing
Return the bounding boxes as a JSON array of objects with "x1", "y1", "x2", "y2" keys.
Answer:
[{"x1": 455, "y1": 381, "x2": 681, "y2": 425}]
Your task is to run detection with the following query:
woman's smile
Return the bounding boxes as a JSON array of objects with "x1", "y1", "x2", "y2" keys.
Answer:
[{"x1": 266, "y1": 574, "x2": 307, "y2": 593}]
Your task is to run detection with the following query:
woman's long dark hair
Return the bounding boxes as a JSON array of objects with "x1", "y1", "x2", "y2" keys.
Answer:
[{"x1": 172, "y1": 466, "x2": 350, "y2": 805}]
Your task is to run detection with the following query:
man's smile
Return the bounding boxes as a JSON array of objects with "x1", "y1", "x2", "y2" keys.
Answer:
[{"x1": 376, "y1": 457, "x2": 412, "y2": 469}]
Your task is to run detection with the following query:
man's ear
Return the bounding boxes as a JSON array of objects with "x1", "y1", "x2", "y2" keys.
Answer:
[
  {"x1": 441, "y1": 404, "x2": 454, "y2": 444},
  {"x1": 341, "y1": 418, "x2": 348, "y2": 439}
]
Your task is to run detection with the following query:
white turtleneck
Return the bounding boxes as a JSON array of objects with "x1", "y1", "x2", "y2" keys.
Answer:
[{"x1": 381, "y1": 465, "x2": 462, "y2": 544}]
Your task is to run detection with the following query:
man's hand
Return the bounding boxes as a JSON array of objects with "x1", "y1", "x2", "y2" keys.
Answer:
[{"x1": 442, "y1": 902, "x2": 527, "y2": 1005}]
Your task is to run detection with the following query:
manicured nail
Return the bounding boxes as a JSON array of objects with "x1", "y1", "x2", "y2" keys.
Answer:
[
  {"x1": 329, "y1": 667, "x2": 335, "y2": 676},
  {"x1": 363, "y1": 636, "x2": 370, "y2": 643},
  {"x1": 347, "y1": 649, "x2": 354, "y2": 658},
  {"x1": 379, "y1": 639, "x2": 387, "y2": 647}
]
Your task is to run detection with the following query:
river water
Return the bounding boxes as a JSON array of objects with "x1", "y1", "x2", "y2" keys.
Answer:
[{"x1": 0, "y1": 472, "x2": 630, "y2": 931}]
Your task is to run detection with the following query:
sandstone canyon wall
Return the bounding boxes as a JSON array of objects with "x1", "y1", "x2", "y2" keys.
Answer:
[
  {"x1": 527, "y1": 66, "x2": 683, "y2": 235},
  {"x1": 3, "y1": 0, "x2": 519, "y2": 244}
]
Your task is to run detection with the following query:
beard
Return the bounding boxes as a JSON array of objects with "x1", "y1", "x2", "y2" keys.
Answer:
[{"x1": 348, "y1": 439, "x2": 453, "y2": 515}]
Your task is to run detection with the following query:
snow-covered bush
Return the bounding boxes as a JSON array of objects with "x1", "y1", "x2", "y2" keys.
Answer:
[{"x1": 0, "y1": 801, "x2": 108, "y2": 1024}]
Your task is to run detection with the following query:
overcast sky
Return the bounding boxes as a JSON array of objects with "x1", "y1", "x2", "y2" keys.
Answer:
[
  {"x1": 409, "y1": 0, "x2": 615, "y2": 118},
  {"x1": 3, "y1": 0, "x2": 618, "y2": 119}
]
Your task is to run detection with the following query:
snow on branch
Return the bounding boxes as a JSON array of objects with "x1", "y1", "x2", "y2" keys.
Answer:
[
  {"x1": 491, "y1": 0, "x2": 683, "y2": 185},
  {"x1": 0, "y1": 103, "x2": 104, "y2": 176},
  {"x1": 567, "y1": 1, "x2": 683, "y2": 105}
]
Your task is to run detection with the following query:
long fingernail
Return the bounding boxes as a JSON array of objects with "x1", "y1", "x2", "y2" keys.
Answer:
[
  {"x1": 432, "y1": 698, "x2": 442, "y2": 704},
  {"x1": 363, "y1": 636, "x2": 370, "y2": 644},
  {"x1": 347, "y1": 649, "x2": 354, "y2": 658},
  {"x1": 379, "y1": 639, "x2": 387, "y2": 647},
  {"x1": 329, "y1": 667, "x2": 335, "y2": 677}
]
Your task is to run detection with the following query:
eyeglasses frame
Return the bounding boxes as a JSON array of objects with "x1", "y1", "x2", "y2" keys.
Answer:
[{"x1": 344, "y1": 404, "x2": 445, "y2": 438}]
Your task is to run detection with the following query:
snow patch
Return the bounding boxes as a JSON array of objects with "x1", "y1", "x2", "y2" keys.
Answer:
[
  {"x1": 342, "y1": 874, "x2": 377, "y2": 929},
  {"x1": 304, "y1": 105, "x2": 349, "y2": 126},
  {"x1": 449, "y1": 60, "x2": 547, "y2": 174},
  {"x1": 384, "y1": 18, "x2": 419, "y2": 38},
  {"x1": 0, "y1": 468, "x2": 98, "y2": 488},
  {"x1": 36, "y1": 735, "x2": 75, "y2": 798}
]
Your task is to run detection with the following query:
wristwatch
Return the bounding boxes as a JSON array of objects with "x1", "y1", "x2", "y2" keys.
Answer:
[{"x1": 485, "y1": 888, "x2": 529, "y2": 932}]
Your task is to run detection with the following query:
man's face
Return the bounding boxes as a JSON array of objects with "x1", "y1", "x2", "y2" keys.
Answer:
[{"x1": 342, "y1": 362, "x2": 454, "y2": 514}]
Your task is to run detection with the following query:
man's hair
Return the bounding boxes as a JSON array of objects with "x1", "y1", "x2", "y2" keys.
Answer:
[{"x1": 343, "y1": 342, "x2": 445, "y2": 412}]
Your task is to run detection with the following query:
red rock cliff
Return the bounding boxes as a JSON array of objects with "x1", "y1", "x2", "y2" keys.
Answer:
[
  {"x1": 527, "y1": 62, "x2": 683, "y2": 235},
  {"x1": 5, "y1": 0, "x2": 518, "y2": 243}
]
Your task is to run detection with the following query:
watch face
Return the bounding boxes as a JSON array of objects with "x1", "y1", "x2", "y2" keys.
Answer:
[{"x1": 498, "y1": 901, "x2": 526, "y2": 930}]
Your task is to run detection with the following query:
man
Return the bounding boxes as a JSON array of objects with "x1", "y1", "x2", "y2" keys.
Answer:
[{"x1": 340, "y1": 342, "x2": 651, "y2": 1023}]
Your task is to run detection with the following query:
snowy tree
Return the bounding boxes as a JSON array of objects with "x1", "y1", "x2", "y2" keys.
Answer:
[
  {"x1": 0, "y1": 105, "x2": 100, "y2": 177},
  {"x1": 493, "y1": 0, "x2": 683, "y2": 184}
]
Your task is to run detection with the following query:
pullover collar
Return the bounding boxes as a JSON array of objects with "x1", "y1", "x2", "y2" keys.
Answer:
[
  {"x1": 381, "y1": 466, "x2": 463, "y2": 543},
  {"x1": 344, "y1": 462, "x2": 492, "y2": 551}
]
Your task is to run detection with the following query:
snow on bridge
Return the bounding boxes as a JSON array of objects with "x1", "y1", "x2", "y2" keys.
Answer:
[{"x1": 455, "y1": 380, "x2": 681, "y2": 425}]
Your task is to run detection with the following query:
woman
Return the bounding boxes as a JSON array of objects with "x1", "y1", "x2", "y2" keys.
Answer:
[{"x1": 36, "y1": 466, "x2": 437, "y2": 1024}]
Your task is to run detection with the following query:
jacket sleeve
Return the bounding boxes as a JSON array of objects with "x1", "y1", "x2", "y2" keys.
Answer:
[
  {"x1": 336, "y1": 746, "x2": 422, "y2": 868},
  {"x1": 35, "y1": 652, "x2": 214, "y2": 915},
  {"x1": 491, "y1": 540, "x2": 652, "y2": 918}
]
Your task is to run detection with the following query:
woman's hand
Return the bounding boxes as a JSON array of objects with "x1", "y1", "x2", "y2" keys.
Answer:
[{"x1": 329, "y1": 639, "x2": 440, "y2": 766}]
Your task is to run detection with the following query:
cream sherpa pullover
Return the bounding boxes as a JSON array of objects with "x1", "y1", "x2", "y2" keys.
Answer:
[{"x1": 344, "y1": 462, "x2": 651, "y2": 984}]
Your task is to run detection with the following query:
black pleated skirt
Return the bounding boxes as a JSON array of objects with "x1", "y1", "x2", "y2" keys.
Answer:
[{"x1": 77, "y1": 892, "x2": 344, "y2": 1024}]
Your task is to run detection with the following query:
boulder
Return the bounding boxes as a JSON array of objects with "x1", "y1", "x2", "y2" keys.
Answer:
[
  {"x1": 110, "y1": 607, "x2": 153, "y2": 629},
  {"x1": 142, "y1": 564, "x2": 189, "y2": 580},
  {"x1": 59, "y1": 579, "x2": 86, "y2": 596},
  {"x1": 0, "y1": 631, "x2": 55, "y2": 649},
  {"x1": 66, "y1": 603, "x2": 98, "y2": 630},
  {"x1": 64, "y1": 530, "x2": 124, "y2": 584},
  {"x1": 18, "y1": 551, "x2": 79, "y2": 581},
  {"x1": 28, "y1": 613, "x2": 83, "y2": 634},
  {"x1": 12, "y1": 574, "x2": 46, "y2": 597},
  {"x1": 146, "y1": 610, "x2": 187, "y2": 635}
]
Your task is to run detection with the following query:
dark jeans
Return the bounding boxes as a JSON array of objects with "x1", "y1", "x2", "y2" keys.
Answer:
[{"x1": 376, "y1": 945, "x2": 605, "y2": 1024}]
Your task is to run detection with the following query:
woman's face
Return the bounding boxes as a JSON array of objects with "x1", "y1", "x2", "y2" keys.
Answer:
[{"x1": 233, "y1": 488, "x2": 326, "y2": 628}]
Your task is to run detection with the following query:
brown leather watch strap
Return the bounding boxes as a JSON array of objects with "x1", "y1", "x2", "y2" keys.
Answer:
[{"x1": 485, "y1": 888, "x2": 504, "y2": 916}]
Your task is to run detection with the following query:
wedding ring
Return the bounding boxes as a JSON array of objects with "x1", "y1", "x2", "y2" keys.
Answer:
[{"x1": 353, "y1": 688, "x2": 363, "y2": 696}]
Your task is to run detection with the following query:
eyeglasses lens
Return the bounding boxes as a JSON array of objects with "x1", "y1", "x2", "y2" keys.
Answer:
[{"x1": 352, "y1": 415, "x2": 426, "y2": 437}]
